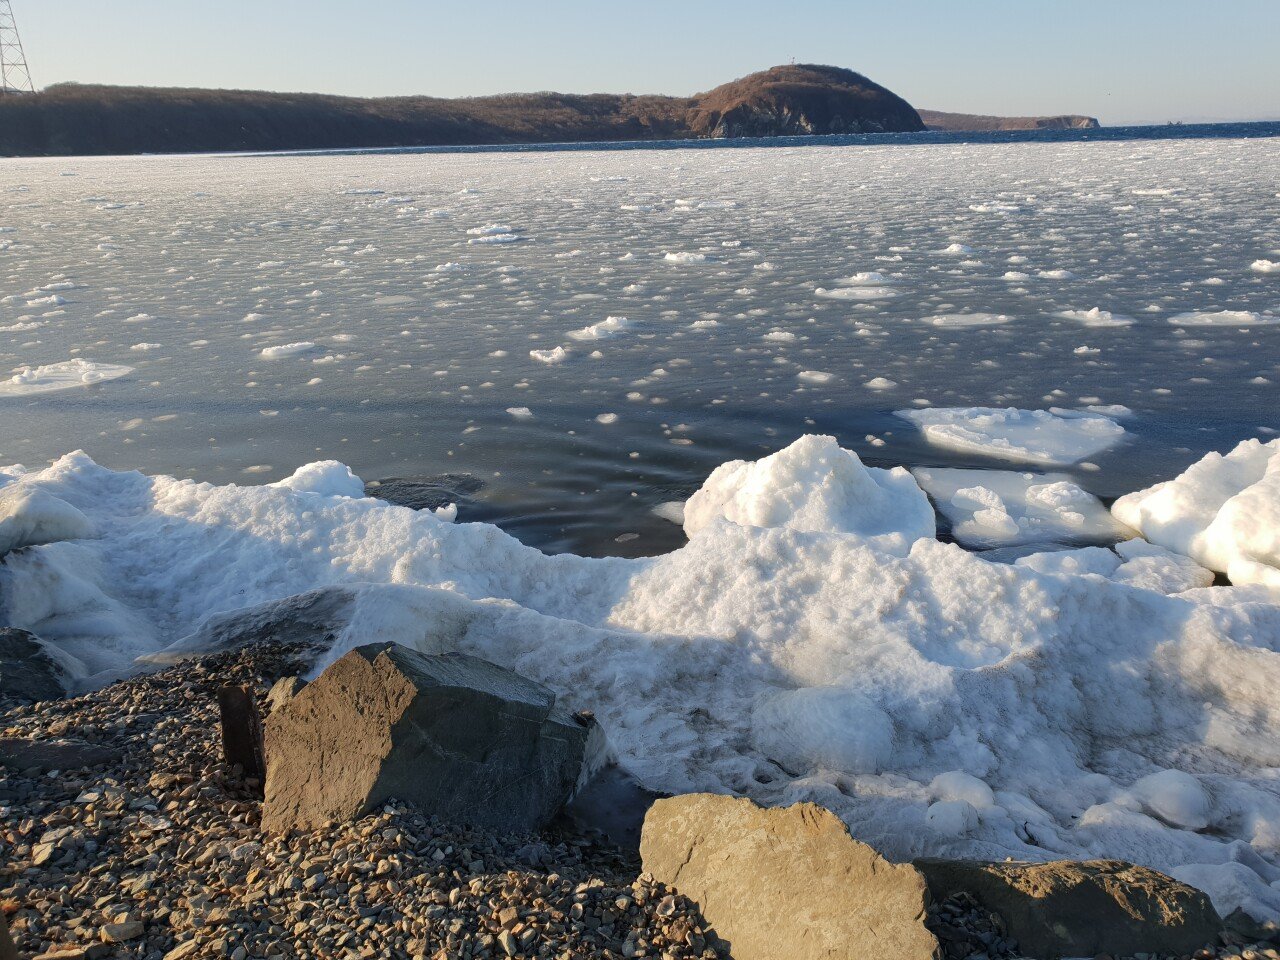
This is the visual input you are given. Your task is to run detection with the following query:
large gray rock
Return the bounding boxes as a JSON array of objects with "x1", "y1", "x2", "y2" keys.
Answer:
[
  {"x1": 640, "y1": 793, "x2": 941, "y2": 960},
  {"x1": 262, "y1": 643, "x2": 600, "y2": 835},
  {"x1": 914, "y1": 858, "x2": 1222, "y2": 959},
  {"x1": 0, "y1": 627, "x2": 70, "y2": 703}
]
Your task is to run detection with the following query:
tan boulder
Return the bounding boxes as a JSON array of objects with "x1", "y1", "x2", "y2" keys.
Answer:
[{"x1": 640, "y1": 793, "x2": 941, "y2": 960}]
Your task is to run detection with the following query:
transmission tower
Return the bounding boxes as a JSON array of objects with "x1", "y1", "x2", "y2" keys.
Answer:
[{"x1": 0, "y1": 0, "x2": 34, "y2": 94}]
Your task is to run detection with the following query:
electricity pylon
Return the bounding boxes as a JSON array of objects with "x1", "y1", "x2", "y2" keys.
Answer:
[{"x1": 0, "y1": 0, "x2": 34, "y2": 94}]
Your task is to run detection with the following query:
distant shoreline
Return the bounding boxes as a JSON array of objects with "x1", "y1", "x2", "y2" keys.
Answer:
[{"x1": 2, "y1": 119, "x2": 1277, "y2": 163}]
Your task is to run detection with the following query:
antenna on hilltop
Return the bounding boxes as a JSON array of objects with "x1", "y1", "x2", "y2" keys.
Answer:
[{"x1": 0, "y1": 0, "x2": 34, "y2": 94}]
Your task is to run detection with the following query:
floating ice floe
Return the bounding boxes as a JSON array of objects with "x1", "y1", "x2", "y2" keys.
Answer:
[
  {"x1": 1168, "y1": 311, "x2": 1279, "y2": 327},
  {"x1": 1113, "y1": 438, "x2": 1280, "y2": 588},
  {"x1": 0, "y1": 359, "x2": 134, "y2": 397},
  {"x1": 529, "y1": 346, "x2": 569, "y2": 364},
  {"x1": 6, "y1": 439, "x2": 1280, "y2": 920},
  {"x1": 897, "y1": 406, "x2": 1127, "y2": 466},
  {"x1": 1056, "y1": 307, "x2": 1136, "y2": 327},
  {"x1": 796, "y1": 370, "x2": 834, "y2": 384},
  {"x1": 815, "y1": 285, "x2": 897, "y2": 301},
  {"x1": 567, "y1": 316, "x2": 634, "y2": 341},
  {"x1": 259, "y1": 342, "x2": 320, "y2": 360},
  {"x1": 920, "y1": 313, "x2": 1013, "y2": 327},
  {"x1": 1252, "y1": 259, "x2": 1279, "y2": 274},
  {"x1": 663, "y1": 252, "x2": 709, "y2": 264},
  {"x1": 913, "y1": 466, "x2": 1130, "y2": 548}
]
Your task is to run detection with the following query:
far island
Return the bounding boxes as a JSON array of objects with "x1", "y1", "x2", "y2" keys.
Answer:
[{"x1": 0, "y1": 64, "x2": 1098, "y2": 157}]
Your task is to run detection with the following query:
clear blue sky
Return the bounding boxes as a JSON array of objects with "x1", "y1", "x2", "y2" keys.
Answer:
[{"x1": 15, "y1": 0, "x2": 1280, "y2": 125}]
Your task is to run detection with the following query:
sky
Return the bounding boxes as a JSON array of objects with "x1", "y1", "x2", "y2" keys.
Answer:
[{"x1": 13, "y1": 0, "x2": 1280, "y2": 125}]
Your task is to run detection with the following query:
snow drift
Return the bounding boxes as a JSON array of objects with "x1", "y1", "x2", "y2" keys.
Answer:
[{"x1": 3, "y1": 437, "x2": 1280, "y2": 920}]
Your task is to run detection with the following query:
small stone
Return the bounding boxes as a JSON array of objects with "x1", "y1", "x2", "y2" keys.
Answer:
[
  {"x1": 100, "y1": 920, "x2": 145, "y2": 943},
  {"x1": 497, "y1": 930, "x2": 518, "y2": 957}
]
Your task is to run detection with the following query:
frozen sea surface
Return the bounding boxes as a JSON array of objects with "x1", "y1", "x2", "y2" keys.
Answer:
[{"x1": 1, "y1": 134, "x2": 1278, "y2": 557}]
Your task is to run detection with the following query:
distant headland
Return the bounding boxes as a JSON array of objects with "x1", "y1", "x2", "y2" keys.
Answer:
[{"x1": 0, "y1": 64, "x2": 1099, "y2": 157}]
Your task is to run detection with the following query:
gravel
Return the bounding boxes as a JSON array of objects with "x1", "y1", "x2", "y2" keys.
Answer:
[{"x1": 1, "y1": 643, "x2": 723, "y2": 960}]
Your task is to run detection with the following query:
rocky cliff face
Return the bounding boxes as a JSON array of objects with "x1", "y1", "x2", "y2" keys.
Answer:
[
  {"x1": 918, "y1": 109, "x2": 1101, "y2": 132},
  {"x1": 687, "y1": 64, "x2": 925, "y2": 138}
]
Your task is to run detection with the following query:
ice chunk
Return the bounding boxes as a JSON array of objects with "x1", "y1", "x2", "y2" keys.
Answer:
[
  {"x1": 682, "y1": 434, "x2": 934, "y2": 550},
  {"x1": 1130, "y1": 770, "x2": 1213, "y2": 831},
  {"x1": 898, "y1": 407, "x2": 1126, "y2": 466},
  {"x1": 270, "y1": 462, "x2": 364, "y2": 499},
  {"x1": 567, "y1": 316, "x2": 634, "y2": 341},
  {"x1": 1056, "y1": 307, "x2": 1135, "y2": 327},
  {"x1": 0, "y1": 360, "x2": 133, "y2": 396},
  {"x1": 913, "y1": 467, "x2": 1128, "y2": 548},
  {"x1": 1113, "y1": 439, "x2": 1280, "y2": 587},
  {"x1": 0, "y1": 485, "x2": 94, "y2": 555},
  {"x1": 529, "y1": 346, "x2": 569, "y2": 364},
  {"x1": 1251, "y1": 260, "x2": 1279, "y2": 274}
]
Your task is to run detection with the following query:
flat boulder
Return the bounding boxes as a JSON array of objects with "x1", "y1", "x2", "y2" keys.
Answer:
[
  {"x1": 914, "y1": 857, "x2": 1222, "y2": 959},
  {"x1": 640, "y1": 793, "x2": 941, "y2": 960},
  {"x1": 0, "y1": 627, "x2": 70, "y2": 704},
  {"x1": 262, "y1": 643, "x2": 600, "y2": 834}
]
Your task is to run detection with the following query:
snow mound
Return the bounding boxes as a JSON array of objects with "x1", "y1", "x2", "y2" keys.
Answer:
[
  {"x1": 682, "y1": 434, "x2": 934, "y2": 551},
  {"x1": 898, "y1": 406, "x2": 1126, "y2": 466},
  {"x1": 1113, "y1": 438, "x2": 1280, "y2": 588},
  {"x1": 0, "y1": 360, "x2": 134, "y2": 397}
]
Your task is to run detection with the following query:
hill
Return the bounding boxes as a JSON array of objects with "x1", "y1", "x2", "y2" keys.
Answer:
[
  {"x1": 918, "y1": 109, "x2": 1100, "y2": 132},
  {"x1": 0, "y1": 65, "x2": 925, "y2": 157}
]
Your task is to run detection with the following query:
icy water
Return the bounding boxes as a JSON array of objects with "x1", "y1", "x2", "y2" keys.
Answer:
[{"x1": 2, "y1": 127, "x2": 1278, "y2": 555}]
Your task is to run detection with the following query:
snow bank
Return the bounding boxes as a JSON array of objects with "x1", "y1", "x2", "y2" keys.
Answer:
[
  {"x1": 5, "y1": 439, "x2": 1280, "y2": 921},
  {"x1": 0, "y1": 360, "x2": 134, "y2": 397},
  {"x1": 1113, "y1": 439, "x2": 1280, "y2": 588},
  {"x1": 898, "y1": 406, "x2": 1126, "y2": 466}
]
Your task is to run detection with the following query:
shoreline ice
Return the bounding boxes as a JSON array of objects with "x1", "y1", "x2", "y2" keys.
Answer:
[{"x1": 4, "y1": 435, "x2": 1280, "y2": 921}]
